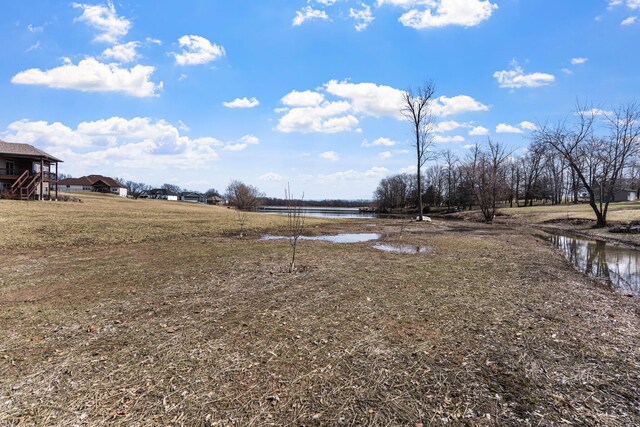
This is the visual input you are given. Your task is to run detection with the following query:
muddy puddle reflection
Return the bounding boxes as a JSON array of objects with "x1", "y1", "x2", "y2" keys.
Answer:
[
  {"x1": 544, "y1": 232, "x2": 639, "y2": 294},
  {"x1": 261, "y1": 233, "x2": 382, "y2": 244},
  {"x1": 373, "y1": 244, "x2": 433, "y2": 254}
]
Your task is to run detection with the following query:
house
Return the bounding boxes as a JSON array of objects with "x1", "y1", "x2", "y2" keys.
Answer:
[
  {"x1": 57, "y1": 175, "x2": 128, "y2": 197},
  {"x1": 612, "y1": 189, "x2": 638, "y2": 203},
  {"x1": 207, "y1": 195, "x2": 225, "y2": 205},
  {"x1": 148, "y1": 188, "x2": 178, "y2": 201},
  {"x1": 0, "y1": 139, "x2": 62, "y2": 200},
  {"x1": 180, "y1": 192, "x2": 207, "y2": 203}
]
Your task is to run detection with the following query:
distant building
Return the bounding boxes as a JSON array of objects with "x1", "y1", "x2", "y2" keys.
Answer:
[
  {"x1": 148, "y1": 188, "x2": 178, "y2": 201},
  {"x1": 180, "y1": 192, "x2": 207, "y2": 203},
  {"x1": 207, "y1": 195, "x2": 225, "y2": 205},
  {"x1": 612, "y1": 189, "x2": 638, "y2": 203},
  {"x1": 0, "y1": 139, "x2": 62, "y2": 200},
  {"x1": 57, "y1": 175, "x2": 128, "y2": 197}
]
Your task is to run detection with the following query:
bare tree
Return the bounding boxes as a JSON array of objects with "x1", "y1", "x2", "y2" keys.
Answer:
[
  {"x1": 123, "y1": 180, "x2": 151, "y2": 199},
  {"x1": 225, "y1": 180, "x2": 264, "y2": 210},
  {"x1": 468, "y1": 140, "x2": 510, "y2": 222},
  {"x1": 285, "y1": 184, "x2": 305, "y2": 273},
  {"x1": 225, "y1": 180, "x2": 265, "y2": 237},
  {"x1": 441, "y1": 150, "x2": 459, "y2": 209},
  {"x1": 402, "y1": 81, "x2": 436, "y2": 221},
  {"x1": 161, "y1": 183, "x2": 182, "y2": 194},
  {"x1": 535, "y1": 102, "x2": 639, "y2": 227},
  {"x1": 520, "y1": 143, "x2": 546, "y2": 207}
]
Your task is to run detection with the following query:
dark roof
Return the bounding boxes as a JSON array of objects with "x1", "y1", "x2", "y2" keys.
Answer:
[
  {"x1": 58, "y1": 175, "x2": 126, "y2": 188},
  {"x1": 86, "y1": 175, "x2": 126, "y2": 188},
  {"x1": 180, "y1": 191, "x2": 204, "y2": 197},
  {"x1": 150, "y1": 188, "x2": 177, "y2": 196},
  {"x1": 58, "y1": 177, "x2": 94, "y2": 186},
  {"x1": 0, "y1": 139, "x2": 63, "y2": 162}
]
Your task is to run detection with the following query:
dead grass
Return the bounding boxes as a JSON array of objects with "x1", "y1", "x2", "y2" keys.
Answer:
[
  {"x1": 496, "y1": 201, "x2": 640, "y2": 225},
  {"x1": 1, "y1": 196, "x2": 639, "y2": 426}
]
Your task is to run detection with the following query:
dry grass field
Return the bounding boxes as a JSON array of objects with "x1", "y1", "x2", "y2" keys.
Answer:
[{"x1": 1, "y1": 194, "x2": 639, "y2": 426}]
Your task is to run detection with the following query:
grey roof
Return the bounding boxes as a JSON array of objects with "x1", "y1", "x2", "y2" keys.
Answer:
[{"x1": 0, "y1": 139, "x2": 63, "y2": 162}]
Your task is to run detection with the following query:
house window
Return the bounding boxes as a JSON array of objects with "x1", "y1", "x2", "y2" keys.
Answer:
[{"x1": 83, "y1": 186, "x2": 92, "y2": 191}]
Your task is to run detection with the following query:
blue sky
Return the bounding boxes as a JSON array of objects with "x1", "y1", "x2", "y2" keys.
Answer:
[{"x1": 1, "y1": 0, "x2": 638, "y2": 199}]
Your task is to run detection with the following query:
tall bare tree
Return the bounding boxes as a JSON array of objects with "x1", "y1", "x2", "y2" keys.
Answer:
[
  {"x1": 468, "y1": 140, "x2": 510, "y2": 222},
  {"x1": 441, "y1": 150, "x2": 459, "y2": 209},
  {"x1": 402, "y1": 81, "x2": 436, "y2": 221}
]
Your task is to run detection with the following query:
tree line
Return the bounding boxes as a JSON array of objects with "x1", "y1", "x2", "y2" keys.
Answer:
[{"x1": 376, "y1": 99, "x2": 640, "y2": 228}]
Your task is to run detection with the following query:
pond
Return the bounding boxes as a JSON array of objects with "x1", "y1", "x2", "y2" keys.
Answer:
[
  {"x1": 543, "y1": 231, "x2": 640, "y2": 294},
  {"x1": 257, "y1": 206, "x2": 376, "y2": 219},
  {"x1": 261, "y1": 233, "x2": 382, "y2": 243}
]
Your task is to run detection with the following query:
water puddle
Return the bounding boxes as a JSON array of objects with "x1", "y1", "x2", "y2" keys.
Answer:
[
  {"x1": 261, "y1": 233, "x2": 382, "y2": 244},
  {"x1": 542, "y1": 231, "x2": 639, "y2": 294},
  {"x1": 372, "y1": 243, "x2": 433, "y2": 254}
]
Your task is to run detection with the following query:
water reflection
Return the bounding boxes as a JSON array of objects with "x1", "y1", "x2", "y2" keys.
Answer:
[
  {"x1": 261, "y1": 233, "x2": 382, "y2": 243},
  {"x1": 546, "y1": 233, "x2": 639, "y2": 294},
  {"x1": 258, "y1": 207, "x2": 376, "y2": 219}
]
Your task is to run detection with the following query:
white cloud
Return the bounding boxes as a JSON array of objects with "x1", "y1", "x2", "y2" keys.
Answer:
[
  {"x1": 276, "y1": 101, "x2": 359, "y2": 133},
  {"x1": 11, "y1": 57, "x2": 161, "y2": 97},
  {"x1": 311, "y1": 166, "x2": 390, "y2": 184},
  {"x1": 223, "y1": 134, "x2": 260, "y2": 151},
  {"x1": 316, "y1": 0, "x2": 337, "y2": 5},
  {"x1": 496, "y1": 123, "x2": 524, "y2": 134},
  {"x1": 378, "y1": 150, "x2": 393, "y2": 160},
  {"x1": 324, "y1": 80, "x2": 405, "y2": 118},
  {"x1": 399, "y1": 164, "x2": 417, "y2": 174},
  {"x1": 27, "y1": 24, "x2": 44, "y2": 33},
  {"x1": 365, "y1": 166, "x2": 389, "y2": 177},
  {"x1": 361, "y1": 137, "x2": 398, "y2": 147},
  {"x1": 102, "y1": 41, "x2": 140, "y2": 63},
  {"x1": 570, "y1": 57, "x2": 588, "y2": 65},
  {"x1": 319, "y1": 150, "x2": 340, "y2": 161},
  {"x1": 579, "y1": 108, "x2": 614, "y2": 117},
  {"x1": 609, "y1": 0, "x2": 640, "y2": 9},
  {"x1": 72, "y1": 1, "x2": 131, "y2": 44},
  {"x1": 435, "y1": 120, "x2": 468, "y2": 132},
  {"x1": 395, "y1": 0, "x2": 498, "y2": 29},
  {"x1": 26, "y1": 41, "x2": 41, "y2": 52},
  {"x1": 258, "y1": 172, "x2": 284, "y2": 182},
  {"x1": 432, "y1": 95, "x2": 489, "y2": 116},
  {"x1": 2, "y1": 117, "x2": 224, "y2": 176},
  {"x1": 519, "y1": 121, "x2": 538, "y2": 131},
  {"x1": 434, "y1": 135, "x2": 465, "y2": 143},
  {"x1": 281, "y1": 90, "x2": 325, "y2": 107},
  {"x1": 350, "y1": 3, "x2": 375, "y2": 31},
  {"x1": 493, "y1": 62, "x2": 555, "y2": 89},
  {"x1": 223, "y1": 97, "x2": 260, "y2": 109},
  {"x1": 561, "y1": 68, "x2": 574, "y2": 75},
  {"x1": 177, "y1": 120, "x2": 190, "y2": 132},
  {"x1": 621, "y1": 16, "x2": 637, "y2": 25},
  {"x1": 293, "y1": 6, "x2": 329, "y2": 26},
  {"x1": 377, "y1": 0, "x2": 429, "y2": 6},
  {"x1": 277, "y1": 80, "x2": 488, "y2": 134},
  {"x1": 172, "y1": 35, "x2": 225, "y2": 66},
  {"x1": 468, "y1": 126, "x2": 489, "y2": 136},
  {"x1": 146, "y1": 37, "x2": 162, "y2": 45}
]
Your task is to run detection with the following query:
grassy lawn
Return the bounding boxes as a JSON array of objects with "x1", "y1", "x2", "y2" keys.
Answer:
[{"x1": 1, "y1": 194, "x2": 639, "y2": 425}]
